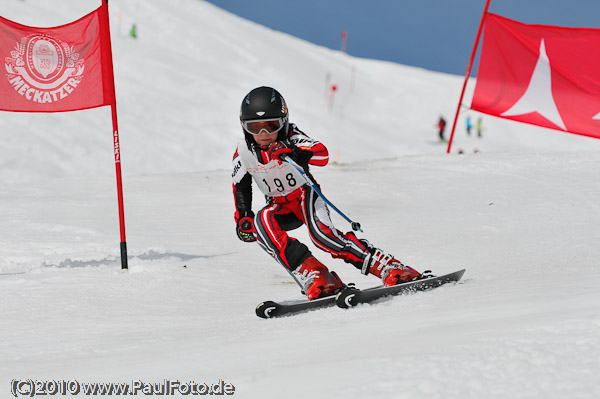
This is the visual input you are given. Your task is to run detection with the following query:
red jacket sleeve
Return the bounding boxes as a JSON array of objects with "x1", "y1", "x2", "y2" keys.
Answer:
[
  {"x1": 232, "y1": 147, "x2": 253, "y2": 223},
  {"x1": 288, "y1": 124, "x2": 329, "y2": 167}
]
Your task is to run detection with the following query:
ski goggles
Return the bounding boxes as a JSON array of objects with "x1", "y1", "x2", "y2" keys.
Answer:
[{"x1": 242, "y1": 117, "x2": 286, "y2": 135}]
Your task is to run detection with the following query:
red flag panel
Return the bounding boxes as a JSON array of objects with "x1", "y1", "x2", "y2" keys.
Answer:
[
  {"x1": 471, "y1": 13, "x2": 600, "y2": 139},
  {"x1": 0, "y1": 3, "x2": 115, "y2": 112}
]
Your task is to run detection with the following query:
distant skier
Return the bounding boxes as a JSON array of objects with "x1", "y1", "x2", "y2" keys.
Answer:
[
  {"x1": 129, "y1": 24, "x2": 137, "y2": 39},
  {"x1": 476, "y1": 117, "x2": 483, "y2": 138},
  {"x1": 466, "y1": 116, "x2": 472, "y2": 135},
  {"x1": 232, "y1": 87, "x2": 426, "y2": 300},
  {"x1": 437, "y1": 116, "x2": 447, "y2": 141}
]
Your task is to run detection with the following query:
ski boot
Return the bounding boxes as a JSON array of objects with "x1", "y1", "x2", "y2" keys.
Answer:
[
  {"x1": 362, "y1": 248, "x2": 421, "y2": 286},
  {"x1": 294, "y1": 255, "x2": 344, "y2": 300}
]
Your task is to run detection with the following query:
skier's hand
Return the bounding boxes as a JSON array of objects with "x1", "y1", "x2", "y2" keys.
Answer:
[
  {"x1": 236, "y1": 216, "x2": 257, "y2": 243},
  {"x1": 267, "y1": 141, "x2": 292, "y2": 161},
  {"x1": 288, "y1": 146, "x2": 313, "y2": 169}
]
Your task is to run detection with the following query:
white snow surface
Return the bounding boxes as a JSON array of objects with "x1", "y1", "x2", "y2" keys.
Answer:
[{"x1": 1, "y1": 1, "x2": 599, "y2": 398}]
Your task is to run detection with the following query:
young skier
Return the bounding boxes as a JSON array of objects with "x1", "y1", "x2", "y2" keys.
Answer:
[
  {"x1": 437, "y1": 116, "x2": 447, "y2": 141},
  {"x1": 232, "y1": 86, "x2": 425, "y2": 300}
]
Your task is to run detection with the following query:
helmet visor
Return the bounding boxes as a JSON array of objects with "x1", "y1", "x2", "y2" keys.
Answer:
[{"x1": 242, "y1": 118, "x2": 286, "y2": 135}]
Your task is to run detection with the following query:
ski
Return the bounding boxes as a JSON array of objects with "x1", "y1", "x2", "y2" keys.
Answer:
[
  {"x1": 255, "y1": 294, "x2": 337, "y2": 319},
  {"x1": 335, "y1": 269, "x2": 466, "y2": 309},
  {"x1": 256, "y1": 269, "x2": 466, "y2": 318}
]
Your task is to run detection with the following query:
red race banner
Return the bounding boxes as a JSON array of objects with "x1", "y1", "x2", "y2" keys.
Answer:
[
  {"x1": 0, "y1": 3, "x2": 115, "y2": 112},
  {"x1": 471, "y1": 13, "x2": 600, "y2": 139}
]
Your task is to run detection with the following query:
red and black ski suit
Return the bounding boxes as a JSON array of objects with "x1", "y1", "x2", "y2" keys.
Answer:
[{"x1": 232, "y1": 124, "x2": 372, "y2": 272}]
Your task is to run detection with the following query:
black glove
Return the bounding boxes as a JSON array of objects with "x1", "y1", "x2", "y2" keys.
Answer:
[
  {"x1": 289, "y1": 146, "x2": 313, "y2": 170},
  {"x1": 281, "y1": 140, "x2": 313, "y2": 171},
  {"x1": 236, "y1": 211, "x2": 257, "y2": 242}
]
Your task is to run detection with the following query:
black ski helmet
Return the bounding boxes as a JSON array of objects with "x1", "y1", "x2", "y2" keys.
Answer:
[{"x1": 240, "y1": 86, "x2": 289, "y2": 146}]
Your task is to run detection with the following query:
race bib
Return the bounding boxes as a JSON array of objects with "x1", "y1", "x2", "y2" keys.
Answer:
[{"x1": 237, "y1": 140, "x2": 305, "y2": 197}]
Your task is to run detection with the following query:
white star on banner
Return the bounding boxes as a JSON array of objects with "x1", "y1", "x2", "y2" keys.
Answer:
[{"x1": 501, "y1": 39, "x2": 567, "y2": 130}]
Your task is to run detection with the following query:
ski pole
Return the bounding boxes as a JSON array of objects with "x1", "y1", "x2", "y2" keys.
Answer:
[{"x1": 282, "y1": 156, "x2": 363, "y2": 232}]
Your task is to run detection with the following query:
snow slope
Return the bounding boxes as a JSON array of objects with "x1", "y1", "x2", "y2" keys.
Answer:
[
  {"x1": 2, "y1": 0, "x2": 600, "y2": 185},
  {"x1": 1, "y1": 1, "x2": 599, "y2": 398}
]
